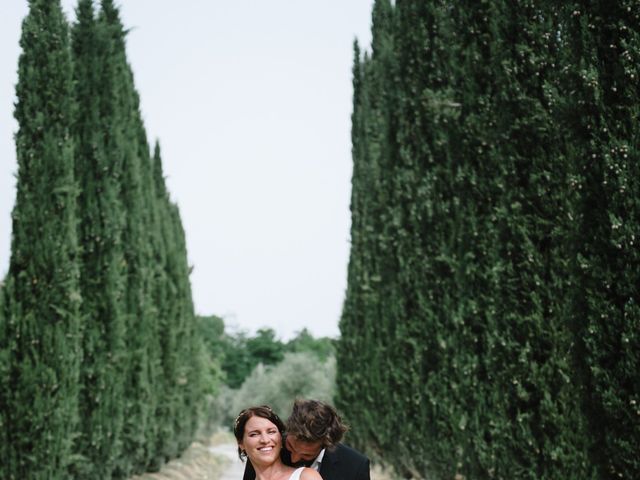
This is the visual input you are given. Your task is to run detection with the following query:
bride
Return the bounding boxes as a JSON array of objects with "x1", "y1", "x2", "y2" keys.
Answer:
[{"x1": 234, "y1": 405, "x2": 323, "y2": 480}]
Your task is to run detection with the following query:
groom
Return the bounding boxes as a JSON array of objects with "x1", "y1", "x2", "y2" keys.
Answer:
[{"x1": 242, "y1": 399, "x2": 370, "y2": 480}]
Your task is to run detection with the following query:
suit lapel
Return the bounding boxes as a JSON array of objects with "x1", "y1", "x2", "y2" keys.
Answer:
[{"x1": 319, "y1": 448, "x2": 338, "y2": 479}]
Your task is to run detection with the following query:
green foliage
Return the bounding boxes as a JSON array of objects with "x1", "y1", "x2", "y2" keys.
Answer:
[
  {"x1": 338, "y1": 1, "x2": 639, "y2": 479},
  {"x1": 197, "y1": 315, "x2": 226, "y2": 396},
  {"x1": 1, "y1": 1, "x2": 209, "y2": 477},
  {"x1": 70, "y1": 1, "x2": 128, "y2": 476},
  {"x1": 201, "y1": 324, "x2": 337, "y2": 430},
  {"x1": 219, "y1": 327, "x2": 284, "y2": 389},
  {"x1": 220, "y1": 328, "x2": 253, "y2": 389},
  {"x1": 2, "y1": 1, "x2": 82, "y2": 477},
  {"x1": 195, "y1": 315, "x2": 226, "y2": 437},
  {"x1": 558, "y1": 2, "x2": 640, "y2": 477},
  {"x1": 221, "y1": 352, "x2": 336, "y2": 426},
  {"x1": 286, "y1": 328, "x2": 335, "y2": 361},
  {"x1": 215, "y1": 326, "x2": 334, "y2": 390},
  {"x1": 0, "y1": 280, "x2": 6, "y2": 480},
  {"x1": 246, "y1": 328, "x2": 285, "y2": 366}
]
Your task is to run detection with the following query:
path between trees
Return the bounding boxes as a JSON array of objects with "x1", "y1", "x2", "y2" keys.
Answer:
[
  {"x1": 209, "y1": 442, "x2": 246, "y2": 480},
  {"x1": 129, "y1": 438, "x2": 394, "y2": 480}
]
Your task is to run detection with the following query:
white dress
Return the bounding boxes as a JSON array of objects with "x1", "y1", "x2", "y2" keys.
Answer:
[{"x1": 288, "y1": 467, "x2": 305, "y2": 480}]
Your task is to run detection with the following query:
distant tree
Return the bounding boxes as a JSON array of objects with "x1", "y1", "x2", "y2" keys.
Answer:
[
  {"x1": 219, "y1": 327, "x2": 284, "y2": 389},
  {"x1": 220, "y1": 328, "x2": 251, "y2": 389},
  {"x1": 228, "y1": 352, "x2": 336, "y2": 422},
  {"x1": 3, "y1": 1, "x2": 82, "y2": 477},
  {"x1": 195, "y1": 315, "x2": 225, "y2": 436},
  {"x1": 286, "y1": 328, "x2": 335, "y2": 361},
  {"x1": 246, "y1": 327, "x2": 285, "y2": 366},
  {"x1": 197, "y1": 314, "x2": 226, "y2": 392}
]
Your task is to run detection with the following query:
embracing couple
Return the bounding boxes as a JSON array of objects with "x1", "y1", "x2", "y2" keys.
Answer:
[{"x1": 234, "y1": 399, "x2": 370, "y2": 480}]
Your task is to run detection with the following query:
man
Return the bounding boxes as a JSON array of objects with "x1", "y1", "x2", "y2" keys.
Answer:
[{"x1": 242, "y1": 399, "x2": 370, "y2": 480}]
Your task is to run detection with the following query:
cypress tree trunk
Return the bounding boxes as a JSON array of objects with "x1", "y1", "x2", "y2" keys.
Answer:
[{"x1": 3, "y1": 1, "x2": 81, "y2": 477}]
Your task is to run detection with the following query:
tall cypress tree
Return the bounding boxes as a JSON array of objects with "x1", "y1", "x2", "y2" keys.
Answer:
[
  {"x1": 454, "y1": 2, "x2": 592, "y2": 477},
  {"x1": 3, "y1": 1, "x2": 81, "y2": 477},
  {"x1": 0, "y1": 279, "x2": 7, "y2": 480},
  {"x1": 151, "y1": 141, "x2": 191, "y2": 459},
  {"x1": 560, "y1": 2, "x2": 640, "y2": 477},
  {"x1": 392, "y1": 1, "x2": 460, "y2": 475},
  {"x1": 338, "y1": 0, "x2": 638, "y2": 478},
  {"x1": 147, "y1": 137, "x2": 177, "y2": 465},
  {"x1": 71, "y1": 1, "x2": 127, "y2": 476},
  {"x1": 338, "y1": 0, "x2": 407, "y2": 465},
  {"x1": 97, "y1": 1, "x2": 157, "y2": 473},
  {"x1": 168, "y1": 199, "x2": 201, "y2": 451}
]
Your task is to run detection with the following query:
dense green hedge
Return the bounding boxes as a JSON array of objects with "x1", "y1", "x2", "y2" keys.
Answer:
[
  {"x1": 0, "y1": 1, "x2": 205, "y2": 478},
  {"x1": 337, "y1": 1, "x2": 639, "y2": 479}
]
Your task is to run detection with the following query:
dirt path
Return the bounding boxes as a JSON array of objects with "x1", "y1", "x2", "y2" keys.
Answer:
[
  {"x1": 128, "y1": 440, "x2": 229, "y2": 480},
  {"x1": 209, "y1": 442, "x2": 246, "y2": 480}
]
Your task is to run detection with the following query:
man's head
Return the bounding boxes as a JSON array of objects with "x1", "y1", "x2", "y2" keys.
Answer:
[{"x1": 285, "y1": 399, "x2": 348, "y2": 464}]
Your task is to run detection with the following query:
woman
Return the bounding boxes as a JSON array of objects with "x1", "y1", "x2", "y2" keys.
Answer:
[{"x1": 234, "y1": 405, "x2": 323, "y2": 480}]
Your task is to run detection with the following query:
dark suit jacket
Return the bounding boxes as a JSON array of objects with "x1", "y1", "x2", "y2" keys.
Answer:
[{"x1": 242, "y1": 442, "x2": 370, "y2": 480}]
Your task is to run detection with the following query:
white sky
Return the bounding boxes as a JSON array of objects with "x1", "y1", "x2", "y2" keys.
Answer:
[{"x1": 0, "y1": 1, "x2": 373, "y2": 341}]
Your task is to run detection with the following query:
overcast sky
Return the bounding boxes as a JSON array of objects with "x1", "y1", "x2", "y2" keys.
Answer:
[{"x1": 1, "y1": 1, "x2": 374, "y2": 340}]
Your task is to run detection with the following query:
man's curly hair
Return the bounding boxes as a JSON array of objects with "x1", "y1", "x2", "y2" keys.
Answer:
[{"x1": 285, "y1": 399, "x2": 348, "y2": 450}]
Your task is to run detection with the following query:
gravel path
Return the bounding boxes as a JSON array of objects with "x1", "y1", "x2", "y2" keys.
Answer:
[{"x1": 210, "y1": 443, "x2": 246, "y2": 480}]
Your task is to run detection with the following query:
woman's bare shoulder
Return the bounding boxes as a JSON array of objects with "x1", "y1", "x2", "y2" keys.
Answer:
[{"x1": 300, "y1": 468, "x2": 322, "y2": 480}]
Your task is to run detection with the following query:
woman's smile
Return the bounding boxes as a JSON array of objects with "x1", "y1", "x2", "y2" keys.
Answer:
[{"x1": 239, "y1": 416, "x2": 282, "y2": 465}]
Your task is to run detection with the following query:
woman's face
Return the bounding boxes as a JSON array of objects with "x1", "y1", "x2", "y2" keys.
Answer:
[{"x1": 239, "y1": 415, "x2": 282, "y2": 466}]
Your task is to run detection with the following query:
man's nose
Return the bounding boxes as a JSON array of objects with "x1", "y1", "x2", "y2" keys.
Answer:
[{"x1": 290, "y1": 452, "x2": 301, "y2": 462}]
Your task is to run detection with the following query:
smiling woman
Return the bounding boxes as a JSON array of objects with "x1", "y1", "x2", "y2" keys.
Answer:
[{"x1": 233, "y1": 406, "x2": 323, "y2": 480}]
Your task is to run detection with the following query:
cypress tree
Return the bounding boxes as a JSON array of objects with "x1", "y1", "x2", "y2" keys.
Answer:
[
  {"x1": 71, "y1": 1, "x2": 128, "y2": 476},
  {"x1": 151, "y1": 141, "x2": 201, "y2": 458},
  {"x1": 3, "y1": 1, "x2": 81, "y2": 477},
  {"x1": 168, "y1": 199, "x2": 201, "y2": 451},
  {"x1": 560, "y1": 2, "x2": 640, "y2": 477},
  {"x1": 0, "y1": 279, "x2": 7, "y2": 480},
  {"x1": 390, "y1": 1, "x2": 460, "y2": 475},
  {"x1": 338, "y1": 0, "x2": 408, "y2": 465},
  {"x1": 148, "y1": 139, "x2": 179, "y2": 462},
  {"x1": 454, "y1": 2, "x2": 592, "y2": 477},
  {"x1": 338, "y1": 0, "x2": 638, "y2": 477},
  {"x1": 97, "y1": 1, "x2": 162, "y2": 473}
]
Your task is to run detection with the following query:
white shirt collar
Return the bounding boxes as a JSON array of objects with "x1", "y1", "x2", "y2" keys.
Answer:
[{"x1": 310, "y1": 448, "x2": 326, "y2": 471}]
